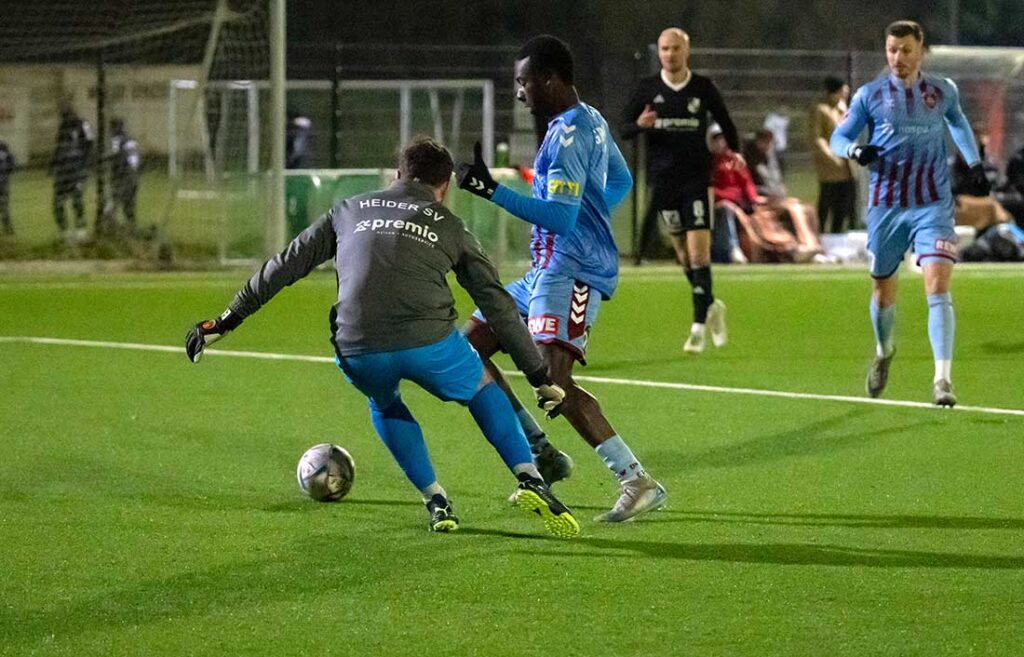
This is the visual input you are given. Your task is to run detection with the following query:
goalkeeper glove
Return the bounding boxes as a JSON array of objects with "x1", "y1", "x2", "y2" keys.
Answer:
[
  {"x1": 966, "y1": 163, "x2": 991, "y2": 197},
  {"x1": 525, "y1": 367, "x2": 566, "y2": 419},
  {"x1": 849, "y1": 144, "x2": 881, "y2": 166},
  {"x1": 185, "y1": 309, "x2": 242, "y2": 363},
  {"x1": 533, "y1": 382, "x2": 567, "y2": 419},
  {"x1": 456, "y1": 142, "x2": 497, "y2": 199}
]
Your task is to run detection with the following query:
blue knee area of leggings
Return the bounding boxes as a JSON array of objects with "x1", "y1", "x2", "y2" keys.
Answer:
[
  {"x1": 369, "y1": 397, "x2": 436, "y2": 491},
  {"x1": 468, "y1": 382, "x2": 533, "y2": 471}
]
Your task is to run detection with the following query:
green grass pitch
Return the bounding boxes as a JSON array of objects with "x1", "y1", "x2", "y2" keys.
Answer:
[{"x1": 1, "y1": 264, "x2": 1022, "y2": 657}]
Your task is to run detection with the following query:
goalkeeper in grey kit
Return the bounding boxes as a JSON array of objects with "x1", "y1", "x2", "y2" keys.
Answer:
[{"x1": 186, "y1": 138, "x2": 579, "y2": 538}]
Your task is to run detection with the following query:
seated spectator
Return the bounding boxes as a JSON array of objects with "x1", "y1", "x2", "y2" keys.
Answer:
[
  {"x1": 999, "y1": 143, "x2": 1024, "y2": 227},
  {"x1": 744, "y1": 128, "x2": 823, "y2": 256},
  {"x1": 951, "y1": 125, "x2": 1012, "y2": 230},
  {"x1": 710, "y1": 126, "x2": 815, "y2": 263}
]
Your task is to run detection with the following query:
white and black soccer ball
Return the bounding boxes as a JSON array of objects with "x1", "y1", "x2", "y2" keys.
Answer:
[{"x1": 296, "y1": 443, "x2": 355, "y2": 502}]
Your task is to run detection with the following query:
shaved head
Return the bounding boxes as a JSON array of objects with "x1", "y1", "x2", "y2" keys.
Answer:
[
  {"x1": 657, "y1": 27, "x2": 691, "y2": 76},
  {"x1": 659, "y1": 27, "x2": 690, "y2": 43}
]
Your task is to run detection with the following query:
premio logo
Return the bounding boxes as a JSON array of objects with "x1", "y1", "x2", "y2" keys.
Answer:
[{"x1": 354, "y1": 219, "x2": 439, "y2": 243}]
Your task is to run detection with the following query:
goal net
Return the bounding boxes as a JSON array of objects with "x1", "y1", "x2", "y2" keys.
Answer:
[{"x1": 0, "y1": 0, "x2": 270, "y2": 260}]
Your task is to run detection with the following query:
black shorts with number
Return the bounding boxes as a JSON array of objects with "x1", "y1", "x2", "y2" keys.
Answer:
[{"x1": 648, "y1": 182, "x2": 713, "y2": 235}]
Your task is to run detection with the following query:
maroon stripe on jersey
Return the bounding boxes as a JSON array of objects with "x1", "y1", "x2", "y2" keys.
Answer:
[
  {"x1": 885, "y1": 159, "x2": 898, "y2": 208},
  {"x1": 872, "y1": 156, "x2": 884, "y2": 207},
  {"x1": 531, "y1": 234, "x2": 541, "y2": 266},
  {"x1": 904, "y1": 87, "x2": 914, "y2": 114},
  {"x1": 915, "y1": 158, "x2": 926, "y2": 205},
  {"x1": 541, "y1": 234, "x2": 555, "y2": 269},
  {"x1": 899, "y1": 154, "x2": 913, "y2": 207},
  {"x1": 926, "y1": 158, "x2": 939, "y2": 202}
]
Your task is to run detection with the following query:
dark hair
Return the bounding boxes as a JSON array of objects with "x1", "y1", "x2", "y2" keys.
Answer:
[
  {"x1": 517, "y1": 35, "x2": 574, "y2": 84},
  {"x1": 824, "y1": 75, "x2": 846, "y2": 94},
  {"x1": 886, "y1": 20, "x2": 924, "y2": 43},
  {"x1": 398, "y1": 137, "x2": 453, "y2": 187},
  {"x1": 754, "y1": 128, "x2": 774, "y2": 142}
]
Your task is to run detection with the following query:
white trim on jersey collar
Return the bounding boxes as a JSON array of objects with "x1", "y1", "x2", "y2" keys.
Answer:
[{"x1": 660, "y1": 68, "x2": 692, "y2": 92}]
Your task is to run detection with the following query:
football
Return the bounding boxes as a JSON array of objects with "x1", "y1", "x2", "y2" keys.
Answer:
[{"x1": 296, "y1": 443, "x2": 356, "y2": 502}]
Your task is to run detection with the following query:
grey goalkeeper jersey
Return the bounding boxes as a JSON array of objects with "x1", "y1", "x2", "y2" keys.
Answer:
[{"x1": 229, "y1": 180, "x2": 547, "y2": 383}]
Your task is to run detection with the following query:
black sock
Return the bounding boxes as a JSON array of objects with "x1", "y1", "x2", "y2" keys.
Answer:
[
  {"x1": 691, "y1": 266, "x2": 714, "y2": 323},
  {"x1": 683, "y1": 266, "x2": 694, "y2": 285}
]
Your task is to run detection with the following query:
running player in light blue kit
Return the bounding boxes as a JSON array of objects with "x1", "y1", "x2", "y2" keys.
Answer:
[
  {"x1": 830, "y1": 20, "x2": 990, "y2": 407},
  {"x1": 458, "y1": 35, "x2": 667, "y2": 522}
]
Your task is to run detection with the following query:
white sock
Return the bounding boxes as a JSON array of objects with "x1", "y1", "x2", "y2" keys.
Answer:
[
  {"x1": 420, "y1": 481, "x2": 446, "y2": 502},
  {"x1": 934, "y1": 359, "x2": 952, "y2": 383},
  {"x1": 690, "y1": 322, "x2": 706, "y2": 335},
  {"x1": 512, "y1": 463, "x2": 542, "y2": 481},
  {"x1": 595, "y1": 435, "x2": 645, "y2": 483}
]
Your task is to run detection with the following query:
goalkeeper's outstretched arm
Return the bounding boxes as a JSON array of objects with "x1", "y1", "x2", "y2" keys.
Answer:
[{"x1": 185, "y1": 215, "x2": 337, "y2": 363}]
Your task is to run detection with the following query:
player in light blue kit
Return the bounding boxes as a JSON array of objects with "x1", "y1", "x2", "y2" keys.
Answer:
[
  {"x1": 830, "y1": 20, "x2": 990, "y2": 407},
  {"x1": 458, "y1": 35, "x2": 667, "y2": 522}
]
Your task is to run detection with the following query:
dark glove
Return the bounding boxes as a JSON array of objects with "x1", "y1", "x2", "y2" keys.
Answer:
[
  {"x1": 966, "y1": 163, "x2": 991, "y2": 197},
  {"x1": 456, "y1": 142, "x2": 497, "y2": 199},
  {"x1": 850, "y1": 145, "x2": 881, "y2": 166},
  {"x1": 185, "y1": 309, "x2": 242, "y2": 363}
]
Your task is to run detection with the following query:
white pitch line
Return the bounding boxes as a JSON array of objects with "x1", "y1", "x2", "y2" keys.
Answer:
[{"x1": 2, "y1": 335, "x2": 1023, "y2": 418}]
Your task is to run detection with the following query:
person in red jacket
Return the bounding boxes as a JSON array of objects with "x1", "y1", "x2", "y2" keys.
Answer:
[{"x1": 710, "y1": 125, "x2": 805, "y2": 261}]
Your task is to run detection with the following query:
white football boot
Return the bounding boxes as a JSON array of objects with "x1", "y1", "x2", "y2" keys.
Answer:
[
  {"x1": 707, "y1": 299, "x2": 728, "y2": 348},
  {"x1": 594, "y1": 473, "x2": 668, "y2": 522},
  {"x1": 683, "y1": 324, "x2": 706, "y2": 354}
]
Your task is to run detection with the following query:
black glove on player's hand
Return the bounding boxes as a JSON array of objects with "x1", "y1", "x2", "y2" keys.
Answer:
[
  {"x1": 456, "y1": 142, "x2": 497, "y2": 199},
  {"x1": 850, "y1": 144, "x2": 881, "y2": 166},
  {"x1": 966, "y1": 163, "x2": 991, "y2": 197},
  {"x1": 185, "y1": 309, "x2": 242, "y2": 363}
]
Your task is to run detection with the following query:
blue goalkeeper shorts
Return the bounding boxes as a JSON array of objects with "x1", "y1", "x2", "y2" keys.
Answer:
[
  {"x1": 867, "y1": 199, "x2": 958, "y2": 278},
  {"x1": 335, "y1": 329, "x2": 484, "y2": 408},
  {"x1": 471, "y1": 267, "x2": 601, "y2": 364}
]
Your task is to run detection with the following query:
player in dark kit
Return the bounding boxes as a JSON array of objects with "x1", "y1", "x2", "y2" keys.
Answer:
[
  {"x1": 0, "y1": 141, "x2": 15, "y2": 236},
  {"x1": 185, "y1": 138, "x2": 579, "y2": 538},
  {"x1": 106, "y1": 118, "x2": 141, "y2": 228},
  {"x1": 51, "y1": 106, "x2": 94, "y2": 234},
  {"x1": 621, "y1": 28, "x2": 740, "y2": 354}
]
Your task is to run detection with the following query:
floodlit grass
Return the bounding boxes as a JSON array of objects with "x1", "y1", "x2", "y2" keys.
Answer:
[{"x1": 1, "y1": 264, "x2": 1022, "y2": 657}]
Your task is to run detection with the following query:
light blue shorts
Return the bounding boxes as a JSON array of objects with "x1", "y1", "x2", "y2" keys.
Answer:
[
  {"x1": 472, "y1": 268, "x2": 601, "y2": 364},
  {"x1": 335, "y1": 330, "x2": 483, "y2": 408},
  {"x1": 867, "y1": 199, "x2": 958, "y2": 278}
]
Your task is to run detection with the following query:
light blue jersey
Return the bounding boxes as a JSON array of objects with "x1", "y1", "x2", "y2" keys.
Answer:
[
  {"x1": 831, "y1": 72, "x2": 982, "y2": 276},
  {"x1": 524, "y1": 102, "x2": 629, "y2": 299},
  {"x1": 831, "y1": 73, "x2": 980, "y2": 209},
  {"x1": 480, "y1": 101, "x2": 631, "y2": 362}
]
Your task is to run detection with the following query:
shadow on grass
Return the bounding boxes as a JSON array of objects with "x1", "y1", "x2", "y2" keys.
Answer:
[
  {"x1": 589, "y1": 508, "x2": 1024, "y2": 531},
  {"x1": 649, "y1": 409, "x2": 940, "y2": 472},
  {"x1": 5, "y1": 526, "x2": 1022, "y2": 648},
  {"x1": 261, "y1": 497, "x2": 421, "y2": 513},
  {"x1": 980, "y1": 340, "x2": 1024, "y2": 355},
  {"x1": 528, "y1": 537, "x2": 1024, "y2": 569}
]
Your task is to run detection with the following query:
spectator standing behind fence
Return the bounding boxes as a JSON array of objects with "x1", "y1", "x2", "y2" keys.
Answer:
[
  {"x1": 106, "y1": 118, "x2": 141, "y2": 229},
  {"x1": 620, "y1": 27, "x2": 739, "y2": 355},
  {"x1": 286, "y1": 110, "x2": 312, "y2": 169},
  {"x1": 0, "y1": 140, "x2": 15, "y2": 237},
  {"x1": 51, "y1": 105, "x2": 93, "y2": 235},
  {"x1": 811, "y1": 76, "x2": 856, "y2": 233}
]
